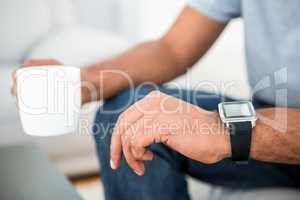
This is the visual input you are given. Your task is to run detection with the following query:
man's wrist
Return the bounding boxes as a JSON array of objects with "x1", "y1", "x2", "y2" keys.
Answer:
[
  {"x1": 212, "y1": 113, "x2": 232, "y2": 160},
  {"x1": 80, "y1": 68, "x2": 88, "y2": 104},
  {"x1": 219, "y1": 122, "x2": 232, "y2": 160},
  {"x1": 222, "y1": 130, "x2": 232, "y2": 159},
  {"x1": 80, "y1": 67, "x2": 99, "y2": 104},
  {"x1": 80, "y1": 63, "x2": 132, "y2": 103}
]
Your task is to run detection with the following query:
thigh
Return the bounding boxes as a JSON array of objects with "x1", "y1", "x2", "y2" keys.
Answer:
[
  {"x1": 93, "y1": 85, "x2": 189, "y2": 200},
  {"x1": 92, "y1": 85, "x2": 230, "y2": 199}
]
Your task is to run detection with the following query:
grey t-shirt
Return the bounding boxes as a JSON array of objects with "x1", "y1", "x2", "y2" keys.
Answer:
[{"x1": 187, "y1": 0, "x2": 300, "y2": 107}]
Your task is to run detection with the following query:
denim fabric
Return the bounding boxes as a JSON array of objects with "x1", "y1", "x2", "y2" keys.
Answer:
[{"x1": 93, "y1": 85, "x2": 300, "y2": 200}]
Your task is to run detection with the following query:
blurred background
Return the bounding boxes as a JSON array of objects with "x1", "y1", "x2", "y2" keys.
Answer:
[{"x1": 0, "y1": 0, "x2": 249, "y2": 199}]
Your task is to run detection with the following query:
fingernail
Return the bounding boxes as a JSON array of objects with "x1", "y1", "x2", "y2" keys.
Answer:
[
  {"x1": 134, "y1": 170, "x2": 143, "y2": 176},
  {"x1": 110, "y1": 159, "x2": 116, "y2": 170},
  {"x1": 149, "y1": 153, "x2": 154, "y2": 160}
]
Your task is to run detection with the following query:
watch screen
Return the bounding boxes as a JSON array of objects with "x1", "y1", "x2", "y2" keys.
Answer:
[{"x1": 223, "y1": 103, "x2": 252, "y2": 118}]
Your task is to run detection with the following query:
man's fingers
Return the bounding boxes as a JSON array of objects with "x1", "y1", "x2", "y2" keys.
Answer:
[
  {"x1": 11, "y1": 69, "x2": 17, "y2": 81},
  {"x1": 122, "y1": 134, "x2": 145, "y2": 176},
  {"x1": 22, "y1": 58, "x2": 62, "y2": 67},
  {"x1": 110, "y1": 94, "x2": 161, "y2": 174},
  {"x1": 131, "y1": 128, "x2": 170, "y2": 150},
  {"x1": 10, "y1": 68, "x2": 18, "y2": 97},
  {"x1": 11, "y1": 58, "x2": 62, "y2": 98},
  {"x1": 131, "y1": 147, "x2": 154, "y2": 161},
  {"x1": 119, "y1": 117, "x2": 155, "y2": 175},
  {"x1": 142, "y1": 150, "x2": 154, "y2": 160},
  {"x1": 110, "y1": 132, "x2": 122, "y2": 170},
  {"x1": 11, "y1": 86, "x2": 17, "y2": 96},
  {"x1": 110, "y1": 106, "x2": 144, "y2": 169}
]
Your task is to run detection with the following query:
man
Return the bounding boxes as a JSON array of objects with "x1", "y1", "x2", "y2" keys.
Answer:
[{"x1": 12, "y1": 0, "x2": 300, "y2": 199}]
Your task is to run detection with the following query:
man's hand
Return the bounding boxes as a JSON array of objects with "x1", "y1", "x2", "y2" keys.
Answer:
[
  {"x1": 11, "y1": 58, "x2": 62, "y2": 96},
  {"x1": 110, "y1": 91, "x2": 231, "y2": 176},
  {"x1": 10, "y1": 58, "x2": 94, "y2": 104}
]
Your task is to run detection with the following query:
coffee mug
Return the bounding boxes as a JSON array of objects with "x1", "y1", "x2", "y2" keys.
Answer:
[{"x1": 16, "y1": 66, "x2": 81, "y2": 136}]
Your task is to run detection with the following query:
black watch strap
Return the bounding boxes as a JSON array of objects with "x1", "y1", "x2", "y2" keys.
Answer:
[{"x1": 228, "y1": 121, "x2": 252, "y2": 162}]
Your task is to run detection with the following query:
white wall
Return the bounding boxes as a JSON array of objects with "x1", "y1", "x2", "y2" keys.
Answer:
[
  {"x1": 119, "y1": 0, "x2": 186, "y2": 42},
  {"x1": 75, "y1": 0, "x2": 121, "y2": 32},
  {"x1": 75, "y1": 0, "x2": 185, "y2": 42}
]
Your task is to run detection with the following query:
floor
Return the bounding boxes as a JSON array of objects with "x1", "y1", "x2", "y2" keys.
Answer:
[
  {"x1": 72, "y1": 175, "x2": 104, "y2": 200},
  {"x1": 70, "y1": 174, "x2": 209, "y2": 200}
]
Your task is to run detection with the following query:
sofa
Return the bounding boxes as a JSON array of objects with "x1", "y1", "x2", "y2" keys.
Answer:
[
  {"x1": 0, "y1": 0, "x2": 132, "y2": 177},
  {"x1": 0, "y1": 0, "x2": 250, "y2": 199}
]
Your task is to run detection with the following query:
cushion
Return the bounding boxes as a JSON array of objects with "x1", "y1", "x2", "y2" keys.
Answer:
[
  {"x1": 0, "y1": 0, "x2": 51, "y2": 62},
  {"x1": 0, "y1": 0, "x2": 76, "y2": 63},
  {"x1": 27, "y1": 25, "x2": 132, "y2": 67}
]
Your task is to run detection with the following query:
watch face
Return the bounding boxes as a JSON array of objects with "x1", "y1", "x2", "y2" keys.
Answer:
[
  {"x1": 223, "y1": 103, "x2": 252, "y2": 118},
  {"x1": 219, "y1": 101, "x2": 256, "y2": 119},
  {"x1": 218, "y1": 101, "x2": 257, "y2": 126}
]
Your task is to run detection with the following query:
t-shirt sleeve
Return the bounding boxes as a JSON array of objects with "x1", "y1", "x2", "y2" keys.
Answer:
[{"x1": 186, "y1": 0, "x2": 241, "y2": 22}]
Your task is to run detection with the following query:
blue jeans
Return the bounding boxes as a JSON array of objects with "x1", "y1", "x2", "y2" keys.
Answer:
[{"x1": 93, "y1": 85, "x2": 300, "y2": 200}]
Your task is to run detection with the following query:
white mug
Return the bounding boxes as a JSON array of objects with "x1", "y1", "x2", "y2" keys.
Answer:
[{"x1": 16, "y1": 66, "x2": 81, "y2": 136}]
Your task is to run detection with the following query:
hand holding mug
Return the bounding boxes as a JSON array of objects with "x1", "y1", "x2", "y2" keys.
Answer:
[
  {"x1": 11, "y1": 59, "x2": 63, "y2": 97},
  {"x1": 11, "y1": 59, "x2": 82, "y2": 136}
]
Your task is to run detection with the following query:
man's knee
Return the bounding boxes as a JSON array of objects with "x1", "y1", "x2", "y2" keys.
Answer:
[
  {"x1": 97, "y1": 84, "x2": 158, "y2": 115},
  {"x1": 93, "y1": 84, "x2": 161, "y2": 126}
]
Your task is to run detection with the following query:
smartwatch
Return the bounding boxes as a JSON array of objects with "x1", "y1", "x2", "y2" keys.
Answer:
[{"x1": 218, "y1": 101, "x2": 257, "y2": 163}]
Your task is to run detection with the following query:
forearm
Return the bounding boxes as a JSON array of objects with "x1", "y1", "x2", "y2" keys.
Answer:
[
  {"x1": 80, "y1": 6, "x2": 226, "y2": 103},
  {"x1": 249, "y1": 108, "x2": 300, "y2": 164},
  {"x1": 81, "y1": 40, "x2": 188, "y2": 102}
]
